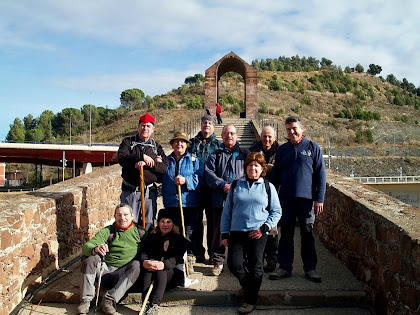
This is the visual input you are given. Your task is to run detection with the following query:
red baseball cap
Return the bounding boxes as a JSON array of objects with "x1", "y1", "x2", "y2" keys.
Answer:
[{"x1": 138, "y1": 112, "x2": 155, "y2": 124}]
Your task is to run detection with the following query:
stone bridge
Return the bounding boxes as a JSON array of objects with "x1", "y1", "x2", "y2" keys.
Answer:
[{"x1": 1, "y1": 163, "x2": 419, "y2": 314}]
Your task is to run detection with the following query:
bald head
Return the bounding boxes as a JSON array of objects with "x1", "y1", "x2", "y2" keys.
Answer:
[{"x1": 261, "y1": 126, "x2": 276, "y2": 150}]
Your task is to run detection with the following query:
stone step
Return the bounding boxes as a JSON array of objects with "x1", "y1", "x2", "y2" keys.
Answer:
[{"x1": 32, "y1": 236, "x2": 369, "y2": 310}]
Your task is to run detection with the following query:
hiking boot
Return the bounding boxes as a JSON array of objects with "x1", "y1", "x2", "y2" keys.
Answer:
[
  {"x1": 77, "y1": 300, "x2": 91, "y2": 314},
  {"x1": 99, "y1": 297, "x2": 117, "y2": 315},
  {"x1": 263, "y1": 262, "x2": 277, "y2": 273},
  {"x1": 269, "y1": 268, "x2": 292, "y2": 280},
  {"x1": 145, "y1": 303, "x2": 160, "y2": 314},
  {"x1": 210, "y1": 264, "x2": 223, "y2": 276},
  {"x1": 187, "y1": 256, "x2": 195, "y2": 272},
  {"x1": 238, "y1": 303, "x2": 255, "y2": 314},
  {"x1": 305, "y1": 270, "x2": 322, "y2": 283}
]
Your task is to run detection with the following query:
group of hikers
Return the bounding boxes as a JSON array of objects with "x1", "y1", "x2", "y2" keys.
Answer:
[{"x1": 78, "y1": 111, "x2": 326, "y2": 315}]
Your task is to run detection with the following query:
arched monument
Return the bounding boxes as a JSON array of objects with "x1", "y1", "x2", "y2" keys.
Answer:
[{"x1": 204, "y1": 51, "x2": 258, "y2": 118}]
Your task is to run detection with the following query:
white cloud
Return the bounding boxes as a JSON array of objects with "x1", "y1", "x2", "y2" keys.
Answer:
[
  {"x1": 0, "y1": 0, "x2": 419, "y2": 84},
  {"x1": 53, "y1": 68, "x2": 198, "y2": 97}
]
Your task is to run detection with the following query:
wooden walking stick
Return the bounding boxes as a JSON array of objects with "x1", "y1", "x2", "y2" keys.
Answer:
[
  {"x1": 140, "y1": 165, "x2": 146, "y2": 229},
  {"x1": 139, "y1": 281, "x2": 154, "y2": 315},
  {"x1": 177, "y1": 184, "x2": 190, "y2": 277}
]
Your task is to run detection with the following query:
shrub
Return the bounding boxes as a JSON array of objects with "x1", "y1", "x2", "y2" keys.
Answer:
[
  {"x1": 354, "y1": 89, "x2": 365, "y2": 100},
  {"x1": 373, "y1": 111, "x2": 381, "y2": 120},
  {"x1": 298, "y1": 84, "x2": 305, "y2": 94},
  {"x1": 269, "y1": 80, "x2": 281, "y2": 91},
  {"x1": 366, "y1": 129, "x2": 374, "y2": 143},
  {"x1": 232, "y1": 103, "x2": 240, "y2": 114},
  {"x1": 303, "y1": 95, "x2": 312, "y2": 105},
  {"x1": 259, "y1": 102, "x2": 268, "y2": 113}
]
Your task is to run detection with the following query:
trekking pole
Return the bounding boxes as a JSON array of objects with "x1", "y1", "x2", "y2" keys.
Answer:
[
  {"x1": 140, "y1": 165, "x2": 146, "y2": 229},
  {"x1": 139, "y1": 281, "x2": 154, "y2": 315},
  {"x1": 177, "y1": 184, "x2": 190, "y2": 277},
  {"x1": 94, "y1": 255, "x2": 105, "y2": 315}
]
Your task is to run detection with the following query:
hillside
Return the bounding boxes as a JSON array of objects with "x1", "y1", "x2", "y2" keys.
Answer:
[
  {"x1": 93, "y1": 70, "x2": 419, "y2": 153},
  {"x1": 7, "y1": 69, "x2": 419, "y2": 184}
]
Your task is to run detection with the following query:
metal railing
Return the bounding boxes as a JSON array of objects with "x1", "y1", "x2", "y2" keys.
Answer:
[
  {"x1": 172, "y1": 112, "x2": 203, "y2": 138},
  {"x1": 352, "y1": 176, "x2": 420, "y2": 184}
]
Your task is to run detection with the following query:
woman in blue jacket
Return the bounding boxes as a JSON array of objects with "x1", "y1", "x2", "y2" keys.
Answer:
[
  {"x1": 162, "y1": 131, "x2": 204, "y2": 270},
  {"x1": 221, "y1": 152, "x2": 282, "y2": 314}
]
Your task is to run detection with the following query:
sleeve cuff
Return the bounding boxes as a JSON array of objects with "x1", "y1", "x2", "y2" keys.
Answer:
[{"x1": 260, "y1": 224, "x2": 270, "y2": 234}]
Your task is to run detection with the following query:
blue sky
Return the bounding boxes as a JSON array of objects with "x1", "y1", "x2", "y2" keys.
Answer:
[{"x1": 1, "y1": 0, "x2": 419, "y2": 141}]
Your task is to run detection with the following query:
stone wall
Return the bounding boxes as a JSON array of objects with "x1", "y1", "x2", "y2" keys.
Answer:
[
  {"x1": 315, "y1": 170, "x2": 420, "y2": 314},
  {"x1": 1, "y1": 164, "x2": 419, "y2": 314},
  {"x1": 0, "y1": 164, "x2": 122, "y2": 315}
]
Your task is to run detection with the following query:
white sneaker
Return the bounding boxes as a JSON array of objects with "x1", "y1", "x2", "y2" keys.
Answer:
[{"x1": 211, "y1": 264, "x2": 223, "y2": 276}]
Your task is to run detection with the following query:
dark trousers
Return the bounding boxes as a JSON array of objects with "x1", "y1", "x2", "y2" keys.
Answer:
[
  {"x1": 227, "y1": 231, "x2": 268, "y2": 305},
  {"x1": 216, "y1": 113, "x2": 222, "y2": 124},
  {"x1": 211, "y1": 207, "x2": 225, "y2": 265},
  {"x1": 140, "y1": 268, "x2": 174, "y2": 305},
  {"x1": 278, "y1": 197, "x2": 317, "y2": 273},
  {"x1": 165, "y1": 207, "x2": 198, "y2": 256},
  {"x1": 264, "y1": 234, "x2": 279, "y2": 265},
  {"x1": 194, "y1": 188, "x2": 213, "y2": 258}
]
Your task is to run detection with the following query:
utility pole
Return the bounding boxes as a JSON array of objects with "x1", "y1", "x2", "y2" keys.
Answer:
[
  {"x1": 60, "y1": 151, "x2": 67, "y2": 181},
  {"x1": 327, "y1": 138, "x2": 331, "y2": 169},
  {"x1": 69, "y1": 113, "x2": 72, "y2": 145},
  {"x1": 89, "y1": 92, "x2": 92, "y2": 147},
  {"x1": 393, "y1": 128, "x2": 396, "y2": 156}
]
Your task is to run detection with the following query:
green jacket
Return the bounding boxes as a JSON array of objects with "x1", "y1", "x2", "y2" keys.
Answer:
[
  {"x1": 82, "y1": 223, "x2": 146, "y2": 268},
  {"x1": 189, "y1": 132, "x2": 220, "y2": 163}
]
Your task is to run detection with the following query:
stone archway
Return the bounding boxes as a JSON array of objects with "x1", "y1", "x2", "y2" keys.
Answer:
[{"x1": 205, "y1": 51, "x2": 258, "y2": 119}]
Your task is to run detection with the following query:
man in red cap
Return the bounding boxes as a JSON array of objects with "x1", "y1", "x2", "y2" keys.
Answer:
[{"x1": 118, "y1": 112, "x2": 168, "y2": 231}]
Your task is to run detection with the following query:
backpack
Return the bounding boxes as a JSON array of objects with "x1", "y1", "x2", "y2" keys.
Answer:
[
  {"x1": 129, "y1": 135, "x2": 158, "y2": 155},
  {"x1": 214, "y1": 147, "x2": 247, "y2": 176},
  {"x1": 230, "y1": 178, "x2": 271, "y2": 211}
]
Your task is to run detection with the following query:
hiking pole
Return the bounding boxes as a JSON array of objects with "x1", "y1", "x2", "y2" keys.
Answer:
[
  {"x1": 94, "y1": 255, "x2": 105, "y2": 315},
  {"x1": 140, "y1": 165, "x2": 146, "y2": 229},
  {"x1": 177, "y1": 184, "x2": 190, "y2": 277},
  {"x1": 139, "y1": 281, "x2": 154, "y2": 315}
]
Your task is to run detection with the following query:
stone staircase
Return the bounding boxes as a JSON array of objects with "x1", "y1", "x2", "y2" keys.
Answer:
[{"x1": 213, "y1": 117, "x2": 257, "y2": 148}]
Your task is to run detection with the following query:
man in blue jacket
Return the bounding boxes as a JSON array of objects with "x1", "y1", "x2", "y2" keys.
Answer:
[
  {"x1": 269, "y1": 116, "x2": 326, "y2": 283},
  {"x1": 205, "y1": 124, "x2": 249, "y2": 275}
]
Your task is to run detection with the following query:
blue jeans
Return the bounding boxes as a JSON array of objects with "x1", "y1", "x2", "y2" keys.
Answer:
[
  {"x1": 227, "y1": 231, "x2": 268, "y2": 305},
  {"x1": 278, "y1": 197, "x2": 317, "y2": 273}
]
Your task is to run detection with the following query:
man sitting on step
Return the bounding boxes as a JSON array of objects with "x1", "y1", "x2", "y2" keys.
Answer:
[{"x1": 77, "y1": 203, "x2": 146, "y2": 315}]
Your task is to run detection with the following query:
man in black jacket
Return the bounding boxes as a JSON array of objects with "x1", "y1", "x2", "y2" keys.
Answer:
[{"x1": 118, "y1": 112, "x2": 168, "y2": 231}]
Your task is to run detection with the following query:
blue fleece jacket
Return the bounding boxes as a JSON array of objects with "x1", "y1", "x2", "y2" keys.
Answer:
[
  {"x1": 220, "y1": 177, "x2": 282, "y2": 234},
  {"x1": 162, "y1": 151, "x2": 204, "y2": 207},
  {"x1": 204, "y1": 143, "x2": 250, "y2": 208},
  {"x1": 271, "y1": 137, "x2": 326, "y2": 202}
]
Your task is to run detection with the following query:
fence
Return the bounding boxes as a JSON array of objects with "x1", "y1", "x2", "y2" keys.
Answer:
[{"x1": 353, "y1": 175, "x2": 420, "y2": 184}]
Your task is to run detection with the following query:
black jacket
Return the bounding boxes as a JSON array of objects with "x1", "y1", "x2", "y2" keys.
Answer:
[
  {"x1": 118, "y1": 134, "x2": 168, "y2": 188},
  {"x1": 139, "y1": 231, "x2": 186, "y2": 270}
]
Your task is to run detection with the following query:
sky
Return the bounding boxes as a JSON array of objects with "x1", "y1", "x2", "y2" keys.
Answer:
[{"x1": 1, "y1": 0, "x2": 419, "y2": 141}]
